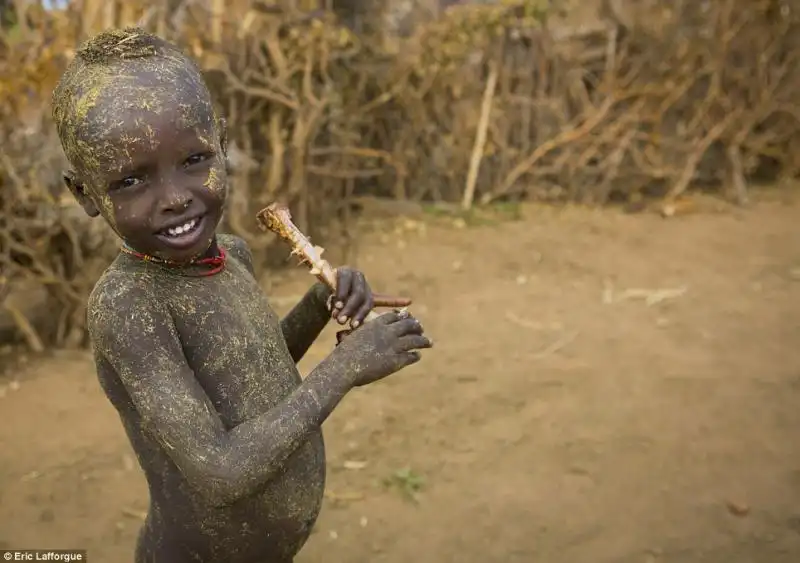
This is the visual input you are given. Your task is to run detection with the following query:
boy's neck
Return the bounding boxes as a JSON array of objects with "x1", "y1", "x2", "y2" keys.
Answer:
[
  {"x1": 201, "y1": 238, "x2": 221, "y2": 260},
  {"x1": 120, "y1": 237, "x2": 226, "y2": 277}
]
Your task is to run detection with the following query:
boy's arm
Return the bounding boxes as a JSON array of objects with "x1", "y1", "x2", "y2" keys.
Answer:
[
  {"x1": 280, "y1": 282, "x2": 332, "y2": 363},
  {"x1": 89, "y1": 282, "x2": 352, "y2": 508},
  {"x1": 221, "y1": 234, "x2": 330, "y2": 363}
]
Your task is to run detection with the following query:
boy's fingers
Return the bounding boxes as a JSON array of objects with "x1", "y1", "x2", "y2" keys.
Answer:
[
  {"x1": 395, "y1": 335, "x2": 432, "y2": 353},
  {"x1": 397, "y1": 351, "x2": 422, "y2": 369},
  {"x1": 338, "y1": 300, "x2": 357, "y2": 324},
  {"x1": 333, "y1": 269, "x2": 352, "y2": 312},
  {"x1": 350, "y1": 296, "x2": 374, "y2": 329},
  {"x1": 377, "y1": 310, "x2": 404, "y2": 325},
  {"x1": 391, "y1": 317, "x2": 423, "y2": 336},
  {"x1": 339, "y1": 273, "x2": 367, "y2": 321}
]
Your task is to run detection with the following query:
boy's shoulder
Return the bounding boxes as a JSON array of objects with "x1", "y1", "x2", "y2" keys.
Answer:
[
  {"x1": 83, "y1": 258, "x2": 164, "y2": 350},
  {"x1": 86, "y1": 258, "x2": 159, "y2": 319}
]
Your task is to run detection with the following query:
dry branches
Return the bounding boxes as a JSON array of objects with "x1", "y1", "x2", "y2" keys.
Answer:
[{"x1": 1, "y1": 0, "x2": 798, "y2": 351}]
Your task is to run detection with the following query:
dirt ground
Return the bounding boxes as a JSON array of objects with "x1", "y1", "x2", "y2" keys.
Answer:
[{"x1": 1, "y1": 193, "x2": 800, "y2": 563}]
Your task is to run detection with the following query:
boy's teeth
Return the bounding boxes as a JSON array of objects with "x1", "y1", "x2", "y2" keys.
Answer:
[{"x1": 166, "y1": 218, "x2": 198, "y2": 237}]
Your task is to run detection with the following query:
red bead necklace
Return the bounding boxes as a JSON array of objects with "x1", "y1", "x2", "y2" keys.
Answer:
[{"x1": 120, "y1": 243, "x2": 226, "y2": 276}]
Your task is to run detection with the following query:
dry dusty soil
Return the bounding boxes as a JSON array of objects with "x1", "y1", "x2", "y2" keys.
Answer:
[{"x1": 1, "y1": 194, "x2": 800, "y2": 563}]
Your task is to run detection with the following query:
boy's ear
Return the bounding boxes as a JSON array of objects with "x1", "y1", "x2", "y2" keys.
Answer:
[
  {"x1": 218, "y1": 117, "x2": 228, "y2": 155},
  {"x1": 63, "y1": 171, "x2": 100, "y2": 218}
]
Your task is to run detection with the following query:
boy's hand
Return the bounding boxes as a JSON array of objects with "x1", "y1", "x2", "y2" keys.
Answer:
[
  {"x1": 329, "y1": 267, "x2": 375, "y2": 329},
  {"x1": 332, "y1": 309, "x2": 432, "y2": 387}
]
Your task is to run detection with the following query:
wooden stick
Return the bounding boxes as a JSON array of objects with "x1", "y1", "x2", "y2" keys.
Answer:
[
  {"x1": 462, "y1": 61, "x2": 498, "y2": 211},
  {"x1": 256, "y1": 203, "x2": 412, "y2": 323}
]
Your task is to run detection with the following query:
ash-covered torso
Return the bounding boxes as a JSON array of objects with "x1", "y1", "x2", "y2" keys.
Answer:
[{"x1": 88, "y1": 234, "x2": 325, "y2": 563}]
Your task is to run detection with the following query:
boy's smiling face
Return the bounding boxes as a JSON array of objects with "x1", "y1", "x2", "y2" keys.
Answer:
[{"x1": 66, "y1": 62, "x2": 228, "y2": 264}]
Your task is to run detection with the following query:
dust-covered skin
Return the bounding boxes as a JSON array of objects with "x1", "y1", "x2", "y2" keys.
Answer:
[
  {"x1": 89, "y1": 235, "x2": 335, "y2": 563},
  {"x1": 86, "y1": 239, "x2": 429, "y2": 563},
  {"x1": 50, "y1": 27, "x2": 432, "y2": 563},
  {"x1": 52, "y1": 28, "x2": 225, "y2": 262}
]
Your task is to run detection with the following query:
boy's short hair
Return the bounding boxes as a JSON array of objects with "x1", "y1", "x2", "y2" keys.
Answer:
[{"x1": 51, "y1": 27, "x2": 205, "y2": 166}]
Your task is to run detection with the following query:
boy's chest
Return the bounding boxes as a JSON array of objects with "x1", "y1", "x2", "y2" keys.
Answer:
[{"x1": 165, "y1": 264, "x2": 301, "y2": 425}]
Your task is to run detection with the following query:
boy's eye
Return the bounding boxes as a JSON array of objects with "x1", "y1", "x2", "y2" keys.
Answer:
[
  {"x1": 110, "y1": 176, "x2": 143, "y2": 191},
  {"x1": 184, "y1": 152, "x2": 212, "y2": 167}
]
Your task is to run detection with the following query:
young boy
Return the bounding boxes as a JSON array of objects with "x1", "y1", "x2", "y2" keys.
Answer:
[{"x1": 51, "y1": 28, "x2": 432, "y2": 563}]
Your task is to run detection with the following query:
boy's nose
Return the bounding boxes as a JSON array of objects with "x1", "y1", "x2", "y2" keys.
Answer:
[{"x1": 162, "y1": 195, "x2": 193, "y2": 213}]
